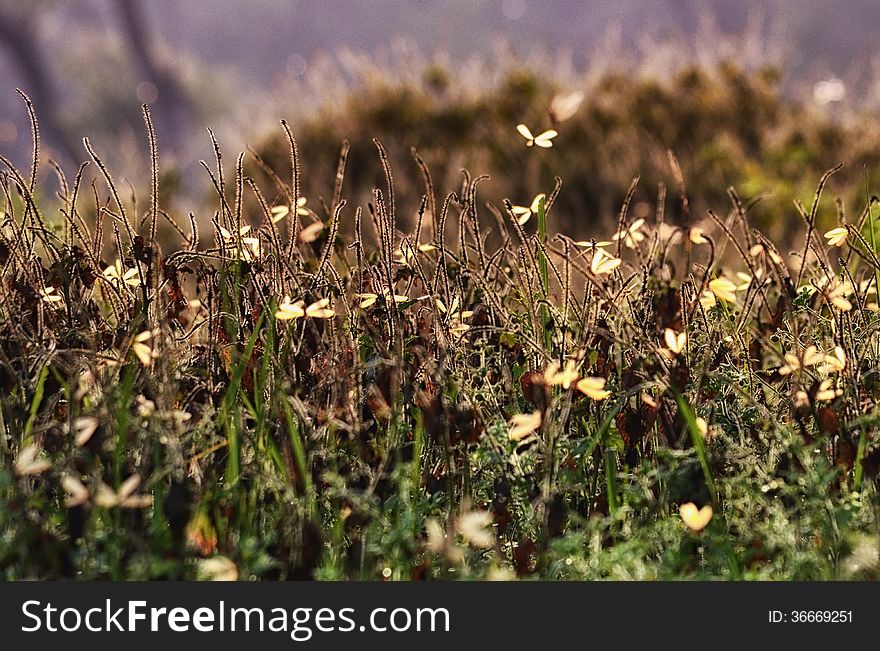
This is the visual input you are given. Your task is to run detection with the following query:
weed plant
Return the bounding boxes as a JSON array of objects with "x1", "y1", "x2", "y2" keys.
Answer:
[{"x1": 0, "y1": 88, "x2": 878, "y2": 580}]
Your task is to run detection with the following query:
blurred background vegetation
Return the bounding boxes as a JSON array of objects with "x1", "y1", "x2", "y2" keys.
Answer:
[{"x1": 2, "y1": 0, "x2": 880, "y2": 241}]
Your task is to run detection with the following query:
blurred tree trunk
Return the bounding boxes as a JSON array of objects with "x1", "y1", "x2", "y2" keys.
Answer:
[
  {"x1": 0, "y1": 5, "x2": 80, "y2": 166},
  {"x1": 116, "y1": 0, "x2": 192, "y2": 151}
]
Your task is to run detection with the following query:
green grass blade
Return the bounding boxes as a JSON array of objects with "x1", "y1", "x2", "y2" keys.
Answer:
[
  {"x1": 673, "y1": 390, "x2": 718, "y2": 504},
  {"x1": 605, "y1": 447, "x2": 619, "y2": 514},
  {"x1": 282, "y1": 400, "x2": 314, "y2": 515},
  {"x1": 221, "y1": 310, "x2": 265, "y2": 487},
  {"x1": 22, "y1": 364, "x2": 48, "y2": 447}
]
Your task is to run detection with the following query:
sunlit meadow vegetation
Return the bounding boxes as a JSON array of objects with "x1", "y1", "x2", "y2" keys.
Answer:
[
  {"x1": 1, "y1": 63, "x2": 879, "y2": 579},
  {"x1": 252, "y1": 61, "x2": 880, "y2": 242}
]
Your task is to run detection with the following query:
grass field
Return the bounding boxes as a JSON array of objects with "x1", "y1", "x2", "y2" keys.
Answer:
[{"x1": 0, "y1": 77, "x2": 878, "y2": 580}]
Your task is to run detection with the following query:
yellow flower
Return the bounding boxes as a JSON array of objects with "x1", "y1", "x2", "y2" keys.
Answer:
[
  {"x1": 275, "y1": 296, "x2": 335, "y2": 320},
  {"x1": 827, "y1": 281, "x2": 853, "y2": 312},
  {"x1": 448, "y1": 320, "x2": 471, "y2": 336},
  {"x1": 136, "y1": 395, "x2": 156, "y2": 418},
  {"x1": 590, "y1": 248, "x2": 622, "y2": 275},
  {"x1": 358, "y1": 289, "x2": 417, "y2": 309},
  {"x1": 103, "y1": 259, "x2": 140, "y2": 287},
  {"x1": 815, "y1": 379, "x2": 841, "y2": 402},
  {"x1": 664, "y1": 328, "x2": 687, "y2": 355},
  {"x1": 749, "y1": 242, "x2": 783, "y2": 264},
  {"x1": 270, "y1": 197, "x2": 310, "y2": 223},
  {"x1": 545, "y1": 360, "x2": 579, "y2": 389},
  {"x1": 612, "y1": 218, "x2": 646, "y2": 248},
  {"x1": 549, "y1": 90, "x2": 584, "y2": 122},
  {"x1": 244, "y1": 238, "x2": 262, "y2": 260},
  {"x1": 824, "y1": 227, "x2": 848, "y2": 247},
  {"x1": 305, "y1": 297, "x2": 335, "y2": 319},
  {"x1": 778, "y1": 344, "x2": 827, "y2": 375},
  {"x1": 357, "y1": 293, "x2": 380, "y2": 309},
  {"x1": 299, "y1": 221, "x2": 324, "y2": 243},
  {"x1": 679, "y1": 502, "x2": 713, "y2": 532},
  {"x1": 61, "y1": 475, "x2": 90, "y2": 508},
  {"x1": 689, "y1": 227, "x2": 708, "y2": 244},
  {"x1": 699, "y1": 290, "x2": 716, "y2": 310},
  {"x1": 509, "y1": 411, "x2": 542, "y2": 441},
  {"x1": 40, "y1": 286, "x2": 63, "y2": 304},
  {"x1": 735, "y1": 272, "x2": 757, "y2": 291},
  {"x1": 859, "y1": 280, "x2": 879, "y2": 310},
  {"x1": 275, "y1": 296, "x2": 305, "y2": 320},
  {"x1": 14, "y1": 444, "x2": 51, "y2": 477},
  {"x1": 511, "y1": 193, "x2": 546, "y2": 226},
  {"x1": 433, "y1": 295, "x2": 472, "y2": 334},
  {"x1": 437, "y1": 296, "x2": 470, "y2": 318},
  {"x1": 197, "y1": 556, "x2": 240, "y2": 582},
  {"x1": 393, "y1": 241, "x2": 437, "y2": 265},
  {"x1": 219, "y1": 225, "x2": 260, "y2": 260},
  {"x1": 94, "y1": 474, "x2": 152, "y2": 509},
  {"x1": 808, "y1": 275, "x2": 854, "y2": 312},
  {"x1": 425, "y1": 518, "x2": 448, "y2": 556},
  {"x1": 778, "y1": 353, "x2": 801, "y2": 376},
  {"x1": 708, "y1": 277, "x2": 737, "y2": 303},
  {"x1": 572, "y1": 239, "x2": 612, "y2": 249},
  {"x1": 457, "y1": 510, "x2": 494, "y2": 549},
  {"x1": 392, "y1": 249, "x2": 410, "y2": 266},
  {"x1": 576, "y1": 376, "x2": 610, "y2": 400},
  {"x1": 132, "y1": 331, "x2": 154, "y2": 367},
  {"x1": 516, "y1": 123, "x2": 558, "y2": 148},
  {"x1": 74, "y1": 416, "x2": 99, "y2": 447},
  {"x1": 795, "y1": 378, "x2": 842, "y2": 407},
  {"x1": 220, "y1": 224, "x2": 249, "y2": 239},
  {"x1": 511, "y1": 207, "x2": 531, "y2": 226},
  {"x1": 821, "y1": 346, "x2": 846, "y2": 374},
  {"x1": 802, "y1": 345, "x2": 825, "y2": 367}
]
